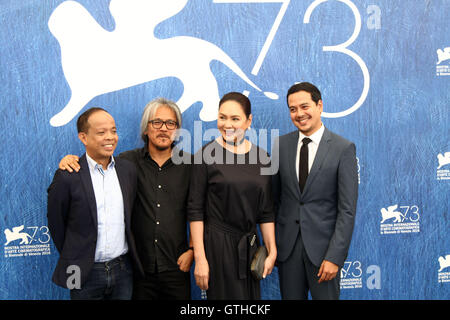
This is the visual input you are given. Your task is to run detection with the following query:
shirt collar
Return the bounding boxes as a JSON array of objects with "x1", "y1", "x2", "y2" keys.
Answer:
[
  {"x1": 298, "y1": 123, "x2": 325, "y2": 145},
  {"x1": 141, "y1": 146, "x2": 179, "y2": 166},
  {"x1": 86, "y1": 152, "x2": 115, "y2": 171}
]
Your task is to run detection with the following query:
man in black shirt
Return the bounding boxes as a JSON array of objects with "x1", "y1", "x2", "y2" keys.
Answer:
[
  {"x1": 121, "y1": 98, "x2": 193, "y2": 299},
  {"x1": 58, "y1": 98, "x2": 193, "y2": 299}
]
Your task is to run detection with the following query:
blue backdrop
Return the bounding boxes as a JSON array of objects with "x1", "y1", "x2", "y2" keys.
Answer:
[{"x1": 1, "y1": 0, "x2": 449, "y2": 300}]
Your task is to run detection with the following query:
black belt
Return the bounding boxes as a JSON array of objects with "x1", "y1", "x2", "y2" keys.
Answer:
[
  {"x1": 94, "y1": 254, "x2": 128, "y2": 269},
  {"x1": 206, "y1": 218, "x2": 257, "y2": 280}
]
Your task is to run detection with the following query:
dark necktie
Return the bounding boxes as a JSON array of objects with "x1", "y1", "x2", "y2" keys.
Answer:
[{"x1": 299, "y1": 137, "x2": 312, "y2": 193}]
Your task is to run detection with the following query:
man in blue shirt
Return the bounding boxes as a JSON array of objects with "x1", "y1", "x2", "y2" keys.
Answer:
[
  {"x1": 47, "y1": 107, "x2": 143, "y2": 300},
  {"x1": 57, "y1": 99, "x2": 194, "y2": 300}
]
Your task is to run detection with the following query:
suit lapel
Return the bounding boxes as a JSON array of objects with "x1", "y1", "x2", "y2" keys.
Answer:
[
  {"x1": 303, "y1": 127, "x2": 332, "y2": 193},
  {"x1": 78, "y1": 154, "x2": 98, "y2": 227},
  {"x1": 114, "y1": 159, "x2": 130, "y2": 225},
  {"x1": 286, "y1": 131, "x2": 301, "y2": 198}
]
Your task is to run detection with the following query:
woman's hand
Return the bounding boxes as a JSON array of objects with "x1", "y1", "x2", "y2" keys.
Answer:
[
  {"x1": 194, "y1": 257, "x2": 210, "y2": 290},
  {"x1": 262, "y1": 252, "x2": 277, "y2": 279},
  {"x1": 59, "y1": 155, "x2": 80, "y2": 172},
  {"x1": 260, "y1": 222, "x2": 277, "y2": 279}
]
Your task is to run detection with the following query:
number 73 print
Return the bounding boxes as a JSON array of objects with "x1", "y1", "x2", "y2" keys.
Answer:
[{"x1": 214, "y1": 0, "x2": 370, "y2": 118}]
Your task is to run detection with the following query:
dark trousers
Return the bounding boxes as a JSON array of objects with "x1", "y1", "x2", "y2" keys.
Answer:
[
  {"x1": 70, "y1": 254, "x2": 133, "y2": 300},
  {"x1": 133, "y1": 269, "x2": 191, "y2": 300},
  {"x1": 278, "y1": 232, "x2": 340, "y2": 300}
]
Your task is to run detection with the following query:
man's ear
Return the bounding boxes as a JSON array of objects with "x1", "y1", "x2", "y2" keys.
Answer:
[
  {"x1": 318, "y1": 100, "x2": 323, "y2": 113},
  {"x1": 78, "y1": 132, "x2": 87, "y2": 146}
]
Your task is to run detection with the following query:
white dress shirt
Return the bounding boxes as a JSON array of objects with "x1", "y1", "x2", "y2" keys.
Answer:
[
  {"x1": 295, "y1": 124, "x2": 325, "y2": 182},
  {"x1": 86, "y1": 153, "x2": 128, "y2": 262}
]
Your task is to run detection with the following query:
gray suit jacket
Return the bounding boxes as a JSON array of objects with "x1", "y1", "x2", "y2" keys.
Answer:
[{"x1": 272, "y1": 127, "x2": 358, "y2": 267}]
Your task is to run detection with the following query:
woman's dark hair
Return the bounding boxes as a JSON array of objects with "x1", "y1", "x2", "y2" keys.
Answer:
[{"x1": 219, "y1": 92, "x2": 251, "y2": 118}]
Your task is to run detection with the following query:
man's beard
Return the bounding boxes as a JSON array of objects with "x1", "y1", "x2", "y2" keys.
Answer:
[
  {"x1": 155, "y1": 144, "x2": 171, "y2": 151},
  {"x1": 152, "y1": 133, "x2": 173, "y2": 151}
]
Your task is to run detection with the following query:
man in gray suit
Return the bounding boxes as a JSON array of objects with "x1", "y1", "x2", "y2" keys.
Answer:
[{"x1": 272, "y1": 82, "x2": 358, "y2": 299}]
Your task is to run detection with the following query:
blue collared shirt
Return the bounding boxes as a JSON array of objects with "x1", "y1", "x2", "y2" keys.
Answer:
[{"x1": 86, "y1": 153, "x2": 128, "y2": 262}]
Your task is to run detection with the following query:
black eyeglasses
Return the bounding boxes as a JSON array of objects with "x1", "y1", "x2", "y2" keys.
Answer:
[{"x1": 148, "y1": 119, "x2": 178, "y2": 130}]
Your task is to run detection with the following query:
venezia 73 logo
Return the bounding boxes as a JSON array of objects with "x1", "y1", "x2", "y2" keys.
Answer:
[
  {"x1": 4, "y1": 225, "x2": 51, "y2": 246},
  {"x1": 48, "y1": 0, "x2": 371, "y2": 126}
]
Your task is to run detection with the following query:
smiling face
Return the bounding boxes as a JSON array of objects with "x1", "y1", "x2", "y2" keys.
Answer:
[
  {"x1": 217, "y1": 100, "x2": 252, "y2": 143},
  {"x1": 146, "y1": 105, "x2": 178, "y2": 151},
  {"x1": 287, "y1": 90, "x2": 323, "y2": 136},
  {"x1": 78, "y1": 110, "x2": 118, "y2": 165}
]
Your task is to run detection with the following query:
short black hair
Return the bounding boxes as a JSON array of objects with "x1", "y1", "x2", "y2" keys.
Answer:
[
  {"x1": 76, "y1": 107, "x2": 108, "y2": 133},
  {"x1": 286, "y1": 82, "x2": 322, "y2": 106},
  {"x1": 219, "y1": 92, "x2": 251, "y2": 118}
]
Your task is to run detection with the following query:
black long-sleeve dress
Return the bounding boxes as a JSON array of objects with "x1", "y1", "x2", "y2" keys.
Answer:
[{"x1": 187, "y1": 140, "x2": 274, "y2": 299}]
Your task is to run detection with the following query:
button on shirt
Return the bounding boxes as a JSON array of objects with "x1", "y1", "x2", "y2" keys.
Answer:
[
  {"x1": 295, "y1": 124, "x2": 325, "y2": 182},
  {"x1": 119, "y1": 147, "x2": 192, "y2": 273},
  {"x1": 86, "y1": 154, "x2": 128, "y2": 262}
]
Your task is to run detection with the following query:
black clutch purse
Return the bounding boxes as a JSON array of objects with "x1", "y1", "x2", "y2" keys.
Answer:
[{"x1": 250, "y1": 246, "x2": 268, "y2": 280}]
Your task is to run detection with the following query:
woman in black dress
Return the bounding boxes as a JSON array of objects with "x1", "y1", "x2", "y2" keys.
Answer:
[{"x1": 188, "y1": 92, "x2": 277, "y2": 299}]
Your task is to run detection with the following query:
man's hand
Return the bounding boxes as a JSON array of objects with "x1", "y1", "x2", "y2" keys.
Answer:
[
  {"x1": 177, "y1": 249, "x2": 194, "y2": 272},
  {"x1": 317, "y1": 260, "x2": 339, "y2": 283},
  {"x1": 59, "y1": 155, "x2": 80, "y2": 172}
]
